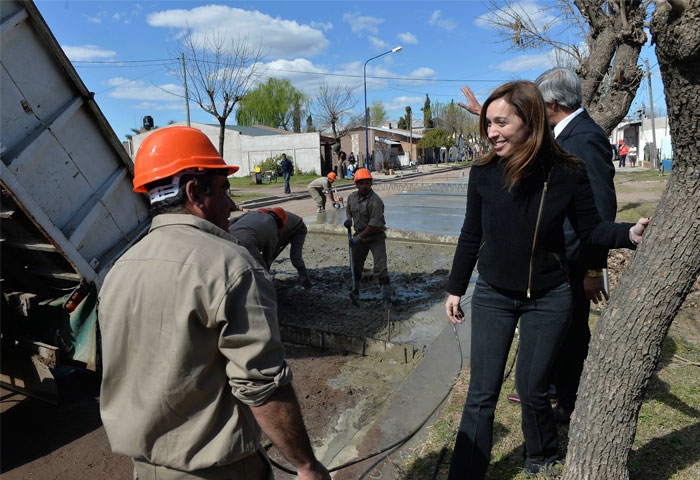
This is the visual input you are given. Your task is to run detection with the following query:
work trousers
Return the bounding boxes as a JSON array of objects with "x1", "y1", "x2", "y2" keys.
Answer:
[
  {"x1": 307, "y1": 187, "x2": 325, "y2": 209},
  {"x1": 448, "y1": 279, "x2": 571, "y2": 479},
  {"x1": 351, "y1": 233, "x2": 390, "y2": 287},
  {"x1": 282, "y1": 172, "x2": 291, "y2": 193},
  {"x1": 551, "y1": 266, "x2": 591, "y2": 413},
  {"x1": 133, "y1": 449, "x2": 272, "y2": 480}
]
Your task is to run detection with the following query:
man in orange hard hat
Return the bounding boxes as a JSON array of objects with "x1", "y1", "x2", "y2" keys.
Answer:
[
  {"x1": 230, "y1": 207, "x2": 312, "y2": 288},
  {"x1": 99, "y1": 126, "x2": 329, "y2": 480},
  {"x1": 344, "y1": 168, "x2": 392, "y2": 307},
  {"x1": 306, "y1": 172, "x2": 338, "y2": 213}
]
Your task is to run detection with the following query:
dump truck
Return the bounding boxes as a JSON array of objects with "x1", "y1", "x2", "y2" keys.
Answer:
[{"x1": 1, "y1": 0, "x2": 151, "y2": 403}]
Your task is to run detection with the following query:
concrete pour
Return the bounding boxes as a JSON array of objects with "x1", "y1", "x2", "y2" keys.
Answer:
[{"x1": 238, "y1": 165, "x2": 476, "y2": 478}]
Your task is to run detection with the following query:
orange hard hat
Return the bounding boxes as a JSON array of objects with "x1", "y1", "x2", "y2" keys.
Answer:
[
  {"x1": 327, "y1": 172, "x2": 337, "y2": 181},
  {"x1": 258, "y1": 207, "x2": 287, "y2": 229},
  {"x1": 353, "y1": 168, "x2": 372, "y2": 182},
  {"x1": 133, "y1": 126, "x2": 239, "y2": 193}
]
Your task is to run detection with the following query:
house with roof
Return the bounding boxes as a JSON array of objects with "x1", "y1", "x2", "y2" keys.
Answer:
[
  {"x1": 337, "y1": 124, "x2": 423, "y2": 172},
  {"x1": 127, "y1": 121, "x2": 335, "y2": 177}
]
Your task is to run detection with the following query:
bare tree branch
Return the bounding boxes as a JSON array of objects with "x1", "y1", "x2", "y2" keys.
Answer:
[{"x1": 173, "y1": 27, "x2": 266, "y2": 156}]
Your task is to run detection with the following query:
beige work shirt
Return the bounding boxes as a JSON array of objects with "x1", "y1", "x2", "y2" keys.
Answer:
[{"x1": 99, "y1": 214, "x2": 291, "y2": 471}]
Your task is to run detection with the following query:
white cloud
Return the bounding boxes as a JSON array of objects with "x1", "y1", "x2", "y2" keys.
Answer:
[
  {"x1": 428, "y1": 10, "x2": 457, "y2": 32},
  {"x1": 397, "y1": 32, "x2": 418, "y2": 45},
  {"x1": 105, "y1": 77, "x2": 184, "y2": 104},
  {"x1": 405, "y1": 67, "x2": 437, "y2": 80},
  {"x1": 369, "y1": 36, "x2": 389, "y2": 51},
  {"x1": 147, "y1": 6, "x2": 329, "y2": 58},
  {"x1": 310, "y1": 20, "x2": 333, "y2": 32},
  {"x1": 62, "y1": 45, "x2": 117, "y2": 61},
  {"x1": 492, "y1": 53, "x2": 553, "y2": 72},
  {"x1": 263, "y1": 58, "x2": 330, "y2": 93},
  {"x1": 342, "y1": 12, "x2": 384, "y2": 35},
  {"x1": 385, "y1": 96, "x2": 424, "y2": 111}
]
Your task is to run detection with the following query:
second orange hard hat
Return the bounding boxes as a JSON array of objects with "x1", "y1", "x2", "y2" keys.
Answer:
[
  {"x1": 353, "y1": 168, "x2": 372, "y2": 182},
  {"x1": 258, "y1": 207, "x2": 288, "y2": 229}
]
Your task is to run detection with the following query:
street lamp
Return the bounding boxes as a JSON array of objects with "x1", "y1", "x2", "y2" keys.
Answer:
[{"x1": 364, "y1": 46, "x2": 402, "y2": 171}]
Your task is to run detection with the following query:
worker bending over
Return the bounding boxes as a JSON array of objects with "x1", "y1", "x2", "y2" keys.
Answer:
[{"x1": 230, "y1": 207, "x2": 312, "y2": 288}]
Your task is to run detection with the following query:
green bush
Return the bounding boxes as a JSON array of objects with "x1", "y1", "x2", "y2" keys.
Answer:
[{"x1": 257, "y1": 154, "x2": 293, "y2": 176}]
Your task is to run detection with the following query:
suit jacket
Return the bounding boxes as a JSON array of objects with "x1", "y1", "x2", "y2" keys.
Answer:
[{"x1": 557, "y1": 109, "x2": 617, "y2": 270}]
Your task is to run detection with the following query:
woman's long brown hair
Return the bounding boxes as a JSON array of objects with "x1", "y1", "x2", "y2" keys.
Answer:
[{"x1": 476, "y1": 81, "x2": 579, "y2": 190}]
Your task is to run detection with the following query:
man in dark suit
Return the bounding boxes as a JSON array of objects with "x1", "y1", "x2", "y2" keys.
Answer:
[
  {"x1": 534, "y1": 67, "x2": 617, "y2": 423},
  {"x1": 459, "y1": 69, "x2": 617, "y2": 422}
]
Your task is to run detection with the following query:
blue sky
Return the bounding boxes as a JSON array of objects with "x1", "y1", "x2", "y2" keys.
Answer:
[{"x1": 33, "y1": 0, "x2": 665, "y2": 141}]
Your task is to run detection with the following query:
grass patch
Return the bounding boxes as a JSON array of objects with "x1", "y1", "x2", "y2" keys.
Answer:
[
  {"x1": 616, "y1": 202, "x2": 659, "y2": 223},
  {"x1": 397, "y1": 168, "x2": 700, "y2": 479},
  {"x1": 227, "y1": 174, "x2": 355, "y2": 204},
  {"x1": 614, "y1": 168, "x2": 669, "y2": 182}
]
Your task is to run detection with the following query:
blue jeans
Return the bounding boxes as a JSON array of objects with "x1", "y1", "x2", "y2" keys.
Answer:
[
  {"x1": 448, "y1": 278, "x2": 572, "y2": 479},
  {"x1": 282, "y1": 172, "x2": 291, "y2": 193}
]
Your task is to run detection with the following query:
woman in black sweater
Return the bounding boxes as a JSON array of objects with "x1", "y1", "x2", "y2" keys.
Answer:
[{"x1": 445, "y1": 81, "x2": 649, "y2": 478}]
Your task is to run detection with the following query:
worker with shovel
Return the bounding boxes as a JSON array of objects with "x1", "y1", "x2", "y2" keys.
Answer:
[{"x1": 344, "y1": 168, "x2": 392, "y2": 307}]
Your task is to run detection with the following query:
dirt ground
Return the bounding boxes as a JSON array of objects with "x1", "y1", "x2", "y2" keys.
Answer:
[
  {"x1": 3, "y1": 168, "x2": 695, "y2": 480},
  {"x1": 0, "y1": 232, "x2": 455, "y2": 480},
  {"x1": 0, "y1": 166, "x2": 459, "y2": 479}
]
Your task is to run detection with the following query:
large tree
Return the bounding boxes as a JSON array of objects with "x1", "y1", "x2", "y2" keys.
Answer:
[
  {"x1": 175, "y1": 30, "x2": 264, "y2": 156},
  {"x1": 561, "y1": 1, "x2": 700, "y2": 478},
  {"x1": 484, "y1": 0, "x2": 648, "y2": 133},
  {"x1": 416, "y1": 128, "x2": 454, "y2": 163},
  {"x1": 235, "y1": 77, "x2": 308, "y2": 131},
  {"x1": 369, "y1": 100, "x2": 388, "y2": 127},
  {"x1": 432, "y1": 99, "x2": 476, "y2": 151},
  {"x1": 313, "y1": 81, "x2": 357, "y2": 156}
]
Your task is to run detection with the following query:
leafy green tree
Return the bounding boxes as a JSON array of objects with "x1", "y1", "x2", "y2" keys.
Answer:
[
  {"x1": 235, "y1": 77, "x2": 308, "y2": 131},
  {"x1": 369, "y1": 100, "x2": 388, "y2": 127},
  {"x1": 416, "y1": 128, "x2": 454, "y2": 163},
  {"x1": 421, "y1": 94, "x2": 433, "y2": 130}
]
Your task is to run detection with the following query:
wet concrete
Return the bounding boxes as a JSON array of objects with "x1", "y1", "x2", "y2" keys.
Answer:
[{"x1": 245, "y1": 166, "x2": 475, "y2": 478}]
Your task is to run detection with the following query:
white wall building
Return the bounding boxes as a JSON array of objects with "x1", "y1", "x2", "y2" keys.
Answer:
[
  {"x1": 610, "y1": 115, "x2": 671, "y2": 169},
  {"x1": 128, "y1": 122, "x2": 325, "y2": 177}
]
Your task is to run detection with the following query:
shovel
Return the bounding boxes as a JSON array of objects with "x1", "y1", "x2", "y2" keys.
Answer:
[{"x1": 347, "y1": 225, "x2": 360, "y2": 306}]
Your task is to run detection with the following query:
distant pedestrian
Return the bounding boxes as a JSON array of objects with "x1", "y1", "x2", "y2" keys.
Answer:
[
  {"x1": 280, "y1": 153, "x2": 293, "y2": 194},
  {"x1": 628, "y1": 145, "x2": 637, "y2": 167},
  {"x1": 643, "y1": 142, "x2": 650, "y2": 164},
  {"x1": 307, "y1": 172, "x2": 337, "y2": 213},
  {"x1": 339, "y1": 151, "x2": 347, "y2": 179},
  {"x1": 618, "y1": 140, "x2": 629, "y2": 167}
]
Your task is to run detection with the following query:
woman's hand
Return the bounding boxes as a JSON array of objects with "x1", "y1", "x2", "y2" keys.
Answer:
[
  {"x1": 445, "y1": 294, "x2": 465, "y2": 324},
  {"x1": 458, "y1": 85, "x2": 482, "y2": 116}
]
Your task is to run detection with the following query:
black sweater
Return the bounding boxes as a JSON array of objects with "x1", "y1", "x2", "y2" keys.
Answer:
[{"x1": 446, "y1": 157, "x2": 635, "y2": 298}]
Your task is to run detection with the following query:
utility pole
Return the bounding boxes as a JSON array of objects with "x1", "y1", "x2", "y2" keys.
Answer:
[
  {"x1": 644, "y1": 58, "x2": 658, "y2": 169},
  {"x1": 181, "y1": 53, "x2": 191, "y2": 127}
]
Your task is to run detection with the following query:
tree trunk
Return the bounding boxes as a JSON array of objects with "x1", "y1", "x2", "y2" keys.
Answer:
[
  {"x1": 563, "y1": 2, "x2": 700, "y2": 479},
  {"x1": 577, "y1": 0, "x2": 647, "y2": 134},
  {"x1": 218, "y1": 118, "x2": 226, "y2": 157}
]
